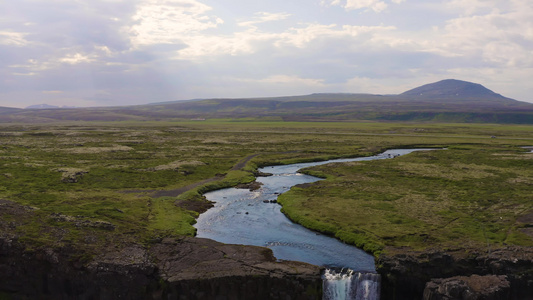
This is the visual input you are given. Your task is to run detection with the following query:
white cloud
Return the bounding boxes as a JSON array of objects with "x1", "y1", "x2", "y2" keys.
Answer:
[
  {"x1": 129, "y1": 0, "x2": 223, "y2": 47},
  {"x1": 174, "y1": 22, "x2": 396, "y2": 60},
  {"x1": 278, "y1": 23, "x2": 396, "y2": 48},
  {"x1": 8, "y1": 45, "x2": 112, "y2": 76},
  {"x1": 244, "y1": 75, "x2": 326, "y2": 86},
  {"x1": 323, "y1": 0, "x2": 407, "y2": 12},
  {"x1": 420, "y1": 1, "x2": 533, "y2": 68},
  {"x1": 276, "y1": 24, "x2": 339, "y2": 48},
  {"x1": 445, "y1": 0, "x2": 510, "y2": 15},
  {"x1": 59, "y1": 53, "x2": 95, "y2": 65},
  {"x1": 175, "y1": 28, "x2": 274, "y2": 59},
  {"x1": 238, "y1": 12, "x2": 291, "y2": 27},
  {"x1": 0, "y1": 31, "x2": 30, "y2": 46},
  {"x1": 1, "y1": 0, "x2": 533, "y2": 107}
]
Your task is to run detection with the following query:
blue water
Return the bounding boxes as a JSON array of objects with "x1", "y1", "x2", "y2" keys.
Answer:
[{"x1": 195, "y1": 149, "x2": 431, "y2": 272}]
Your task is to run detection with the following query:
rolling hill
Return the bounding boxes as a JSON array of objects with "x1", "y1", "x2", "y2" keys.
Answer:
[{"x1": 1, "y1": 79, "x2": 532, "y2": 123}]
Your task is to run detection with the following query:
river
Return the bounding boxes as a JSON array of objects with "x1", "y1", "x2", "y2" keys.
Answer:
[{"x1": 194, "y1": 149, "x2": 432, "y2": 299}]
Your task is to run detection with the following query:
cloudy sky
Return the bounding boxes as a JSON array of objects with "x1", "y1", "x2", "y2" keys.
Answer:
[{"x1": 1, "y1": 0, "x2": 532, "y2": 108}]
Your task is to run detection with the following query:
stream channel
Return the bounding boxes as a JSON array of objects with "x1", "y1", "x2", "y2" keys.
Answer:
[{"x1": 195, "y1": 149, "x2": 432, "y2": 299}]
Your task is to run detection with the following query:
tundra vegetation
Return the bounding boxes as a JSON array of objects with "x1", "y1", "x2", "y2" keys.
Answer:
[{"x1": 0, "y1": 120, "x2": 532, "y2": 258}]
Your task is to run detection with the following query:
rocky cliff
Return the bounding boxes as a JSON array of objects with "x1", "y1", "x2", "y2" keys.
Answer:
[
  {"x1": 0, "y1": 236, "x2": 322, "y2": 299},
  {"x1": 423, "y1": 275, "x2": 510, "y2": 300},
  {"x1": 0, "y1": 199, "x2": 322, "y2": 299},
  {"x1": 3, "y1": 196, "x2": 533, "y2": 299},
  {"x1": 378, "y1": 247, "x2": 533, "y2": 300}
]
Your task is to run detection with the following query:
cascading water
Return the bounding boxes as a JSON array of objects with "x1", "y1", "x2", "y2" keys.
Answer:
[{"x1": 322, "y1": 269, "x2": 381, "y2": 300}]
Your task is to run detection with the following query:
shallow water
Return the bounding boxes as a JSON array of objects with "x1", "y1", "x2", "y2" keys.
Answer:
[{"x1": 195, "y1": 149, "x2": 430, "y2": 272}]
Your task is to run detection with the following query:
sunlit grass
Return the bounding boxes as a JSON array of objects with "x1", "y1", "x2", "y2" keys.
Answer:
[{"x1": 0, "y1": 121, "x2": 532, "y2": 254}]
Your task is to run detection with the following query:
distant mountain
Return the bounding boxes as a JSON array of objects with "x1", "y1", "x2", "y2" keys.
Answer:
[
  {"x1": 1, "y1": 79, "x2": 533, "y2": 123},
  {"x1": 400, "y1": 79, "x2": 509, "y2": 100},
  {"x1": 25, "y1": 104, "x2": 79, "y2": 110},
  {"x1": 25, "y1": 104, "x2": 59, "y2": 109}
]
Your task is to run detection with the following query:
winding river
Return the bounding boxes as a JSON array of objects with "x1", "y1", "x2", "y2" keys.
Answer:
[{"x1": 194, "y1": 149, "x2": 432, "y2": 299}]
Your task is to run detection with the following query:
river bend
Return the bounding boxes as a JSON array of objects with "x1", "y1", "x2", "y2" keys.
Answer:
[{"x1": 195, "y1": 149, "x2": 431, "y2": 272}]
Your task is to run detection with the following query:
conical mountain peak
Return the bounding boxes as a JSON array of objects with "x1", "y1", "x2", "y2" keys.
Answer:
[{"x1": 400, "y1": 79, "x2": 506, "y2": 100}]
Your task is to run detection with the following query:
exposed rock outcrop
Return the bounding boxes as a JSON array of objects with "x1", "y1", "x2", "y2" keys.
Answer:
[
  {"x1": 423, "y1": 275, "x2": 510, "y2": 300},
  {"x1": 50, "y1": 213, "x2": 116, "y2": 230},
  {"x1": 378, "y1": 247, "x2": 533, "y2": 300},
  {"x1": 56, "y1": 168, "x2": 88, "y2": 183},
  {"x1": 235, "y1": 181, "x2": 263, "y2": 191},
  {"x1": 0, "y1": 236, "x2": 322, "y2": 299}
]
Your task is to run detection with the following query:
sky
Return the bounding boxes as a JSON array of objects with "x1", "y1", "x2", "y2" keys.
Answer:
[{"x1": 1, "y1": 0, "x2": 533, "y2": 108}]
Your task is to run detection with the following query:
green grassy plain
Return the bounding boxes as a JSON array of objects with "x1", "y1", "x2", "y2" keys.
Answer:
[
  {"x1": 280, "y1": 145, "x2": 533, "y2": 255},
  {"x1": 1, "y1": 121, "x2": 532, "y2": 256}
]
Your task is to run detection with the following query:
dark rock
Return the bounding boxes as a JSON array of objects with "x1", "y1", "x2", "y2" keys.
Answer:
[
  {"x1": 57, "y1": 169, "x2": 88, "y2": 183},
  {"x1": 235, "y1": 181, "x2": 263, "y2": 191},
  {"x1": 0, "y1": 235, "x2": 322, "y2": 299},
  {"x1": 254, "y1": 171, "x2": 273, "y2": 177},
  {"x1": 378, "y1": 247, "x2": 533, "y2": 300},
  {"x1": 423, "y1": 275, "x2": 510, "y2": 300}
]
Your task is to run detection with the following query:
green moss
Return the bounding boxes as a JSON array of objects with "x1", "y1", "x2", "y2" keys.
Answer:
[
  {"x1": 148, "y1": 197, "x2": 197, "y2": 237},
  {"x1": 277, "y1": 145, "x2": 533, "y2": 255},
  {"x1": 1, "y1": 121, "x2": 532, "y2": 255}
]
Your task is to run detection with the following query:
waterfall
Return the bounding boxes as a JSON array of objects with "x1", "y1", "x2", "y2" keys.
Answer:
[{"x1": 322, "y1": 269, "x2": 381, "y2": 300}]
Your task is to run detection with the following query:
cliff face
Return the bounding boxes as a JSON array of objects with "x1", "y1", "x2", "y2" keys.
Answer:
[
  {"x1": 377, "y1": 247, "x2": 533, "y2": 300},
  {"x1": 0, "y1": 197, "x2": 322, "y2": 299},
  {"x1": 423, "y1": 275, "x2": 511, "y2": 300},
  {"x1": 0, "y1": 236, "x2": 322, "y2": 299}
]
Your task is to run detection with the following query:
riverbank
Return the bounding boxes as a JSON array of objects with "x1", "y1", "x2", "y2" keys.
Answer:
[{"x1": 275, "y1": 144, "x2": 533, "y2": 299}]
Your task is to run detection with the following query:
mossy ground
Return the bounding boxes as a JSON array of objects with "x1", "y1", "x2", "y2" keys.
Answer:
[
  {"x1": 280, "y1": 144, "x2": 533, "y2": 255},
  {"x1": 1, "y1": 121, "x2": 532, "y2": 255}
]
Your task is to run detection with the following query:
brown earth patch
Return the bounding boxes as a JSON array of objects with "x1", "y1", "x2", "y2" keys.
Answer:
[
  {"x1": 520, "y1": 228, "x2": 533, "y2": 239},
  {"x1": 174, "y1": 199, "x2": 214, "y2": 214},
  {"x1": 231, "y1": 153, "x2": 260, "y2": 170},
  {"x1": 517, "y1": 211, "x2": 533, "y2": 224}
]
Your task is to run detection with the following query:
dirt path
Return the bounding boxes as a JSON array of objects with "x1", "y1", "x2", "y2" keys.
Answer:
[
  {"x1": 231, "y1": 153, "x2": 260, "y2": 170},
  {"x1": 151, "y1": 176, "x2": 223, "y2": 198}
]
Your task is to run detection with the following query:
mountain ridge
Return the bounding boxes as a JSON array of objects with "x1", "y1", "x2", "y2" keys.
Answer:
[{"x1": 2, "y1": 79, "x2": 532, "y2": 124}]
